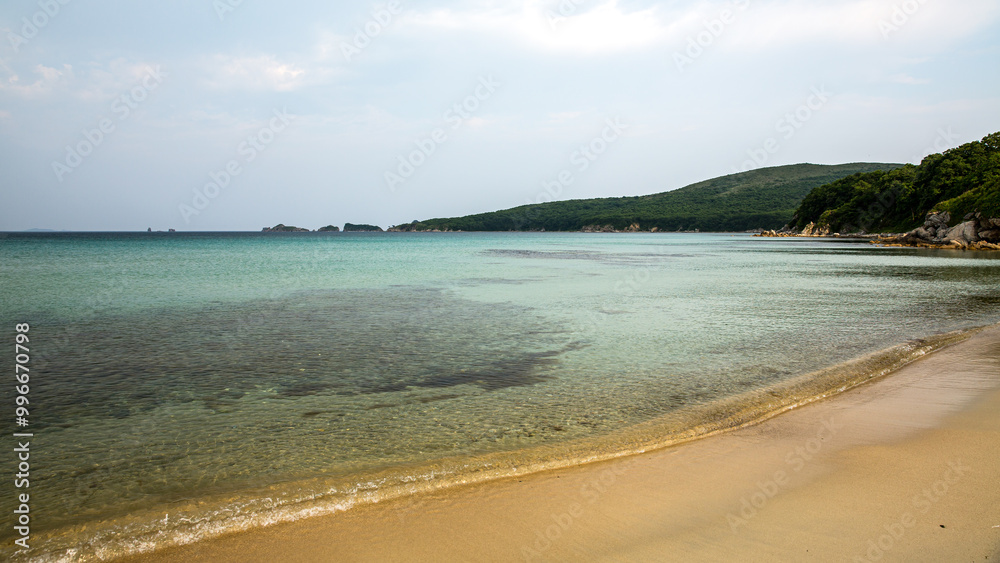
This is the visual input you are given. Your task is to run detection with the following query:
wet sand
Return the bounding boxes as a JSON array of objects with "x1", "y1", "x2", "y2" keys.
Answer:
[{"x1": 125, "y1": 324, "x2": 1000, "y2": 562}]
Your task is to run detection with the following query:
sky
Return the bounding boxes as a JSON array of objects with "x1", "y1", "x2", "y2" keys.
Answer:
[{"x1": 1, "y1": 0, "x2": 998, "y2": 231}]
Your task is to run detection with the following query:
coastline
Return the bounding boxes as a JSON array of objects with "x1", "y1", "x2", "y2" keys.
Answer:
[
  {"x1": 24, "y1": 329, "x2": 974, "y2": 562},
  {"x1": 120, "y1": 323, "x2": 1000, "y2": 562},
  {"x1": 755, "y1": 210, "x2": 1000, "y2": 251},
  {"x1": 754, "y1": 231, "x2": 1000, "y2": 251}
]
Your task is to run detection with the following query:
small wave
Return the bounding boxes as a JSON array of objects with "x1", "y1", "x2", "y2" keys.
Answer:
[{"x1": 9, "y1": 324, "x2": 987, "y2": 562}]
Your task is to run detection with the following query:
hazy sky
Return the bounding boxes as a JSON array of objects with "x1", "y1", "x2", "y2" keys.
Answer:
[{"x1": 1, "y1": 0, "x2": 998, "y2": 231}]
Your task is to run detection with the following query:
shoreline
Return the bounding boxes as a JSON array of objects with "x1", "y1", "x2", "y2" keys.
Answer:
[
  {"x1": 755, "y1": 211, "x2": 1000, "y2": 251},
  {"x1": 755, "y1": 230, "x2": 1000, "y2": 251},
  {"x1": 21, "y1": 329, "x2": 978, "y2": 562},
  {"x1": 121, "y1": 323, "x2": 1000, "y2": 562}
]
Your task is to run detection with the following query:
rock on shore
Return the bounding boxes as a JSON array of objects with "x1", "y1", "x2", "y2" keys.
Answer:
[
  {"x1": 878, "y1": 211, "x2": 1000, "y2": 250},
  {"x1": 755, "y1": 221, "x2": 836, "y2": 238},
  {"x1": 756, "y1": 212, "x2": 1000, "y2": 251}
]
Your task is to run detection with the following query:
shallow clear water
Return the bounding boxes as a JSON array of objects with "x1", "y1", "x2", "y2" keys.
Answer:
[{"x1": 1, "y1": 232, "x2": 999, "y2": 560}]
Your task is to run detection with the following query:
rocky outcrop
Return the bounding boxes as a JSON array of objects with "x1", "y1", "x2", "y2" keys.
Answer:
[
  {"x1": 756, "y1": 222, "x2": 842, "y2": 238},
  {"x1": 758, "y1": 211, "x2": 1000, "y2": 249},
  {"x1": 877, "y1": 211, "x2": 1000, "y2": 250},
  {"x1": 579, "y1": 223, "x2": 668, "y2": 233},
  {"x1": 580, "y1": 224, "x2": 619, "y2": 233},
  {"x1": 800, "y1": 222, "x2": 832, "y2": 237},
  {"x1": 317, "y1": 225, "x2": 340, "y2": 232}
]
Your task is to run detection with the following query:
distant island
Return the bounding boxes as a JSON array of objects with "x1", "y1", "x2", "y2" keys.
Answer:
[
  {"x1": 343, "y1": 223, "x2": 384, "y2": 232},
  {"x1": 262, "y1": 224, "x2": 311, "y2": 232},
  {"x1": 260, "y1": 223, "x2": 382, "y2": 232},
  {"x1": 386, "y1": 163, "x2": 900, "y2": 233}
]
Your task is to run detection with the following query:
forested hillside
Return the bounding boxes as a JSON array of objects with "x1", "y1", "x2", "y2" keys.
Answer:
[
  {"x1": 791, "y1": 132, "x2": 1000, "y2": 233},
  {"x1": 396, "y1": 163, "x2": 900, "y2": 232}
]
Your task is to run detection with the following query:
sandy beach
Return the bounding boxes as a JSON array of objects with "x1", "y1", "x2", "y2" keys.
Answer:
[{"x1": 124, "y1": 324, "x2": 1000, "y2": 562}]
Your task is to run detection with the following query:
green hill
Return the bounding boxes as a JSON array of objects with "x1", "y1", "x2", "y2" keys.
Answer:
[
  {"x1": 397, "y1": 163, "x2": 901, "y2": 232},
  {"x1": 791, "y1": 132, "x2": 1000, "y2": 233}
]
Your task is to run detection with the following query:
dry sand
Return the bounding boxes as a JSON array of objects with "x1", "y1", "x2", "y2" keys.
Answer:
[{"x1": 125, "y1": 324, "x2": 1000, "y2": 562}]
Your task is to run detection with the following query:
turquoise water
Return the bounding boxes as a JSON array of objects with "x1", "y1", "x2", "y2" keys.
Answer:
[{"x1": 1, "y1": 232, "x2": 999, "y2": 561}]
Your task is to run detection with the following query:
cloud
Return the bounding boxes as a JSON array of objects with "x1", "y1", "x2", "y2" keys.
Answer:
[
  {"x1": 888, "y1": 73, "x2": 930, "y2": 85},
  {"x1": 0, "y1": 63, "x2": 73, "y2": 97},
  {"x1": 203, "y1": 55, "x2": 312, "y2": 91},
  {"x1": 0, "y1": 59, "x2": 168, "y2": 103},
  {"x1": 402, "y1": 0, "x2": 676, "y2": 54},
  {"x1": 548, "y1": 110, "x2": 586, "y2": 122},
  {"x1": 722, "y1": 0, "x2": 1000, "y2": 51},
  {"x1": 75, "y1": 59, "x2": 167, "y2": 102},
  {"x1": 395, "y1": 0, "x2": 999, "y2": 58}
]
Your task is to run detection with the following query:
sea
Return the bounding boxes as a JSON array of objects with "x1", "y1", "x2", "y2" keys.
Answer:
[{"x1": 1, "y1": 231, "x2": 999, "y2": 561}]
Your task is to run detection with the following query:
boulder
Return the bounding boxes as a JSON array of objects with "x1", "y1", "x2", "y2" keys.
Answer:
[
  {"x1": 941, "y1": 221, "x2": 979, "y2": 244},
  {"x1": 924, "y1": 211, "x2": 950, "y2": 230},
  {"x1": 978, "y1": 229, "x2": 1000, "y2": 242}
]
